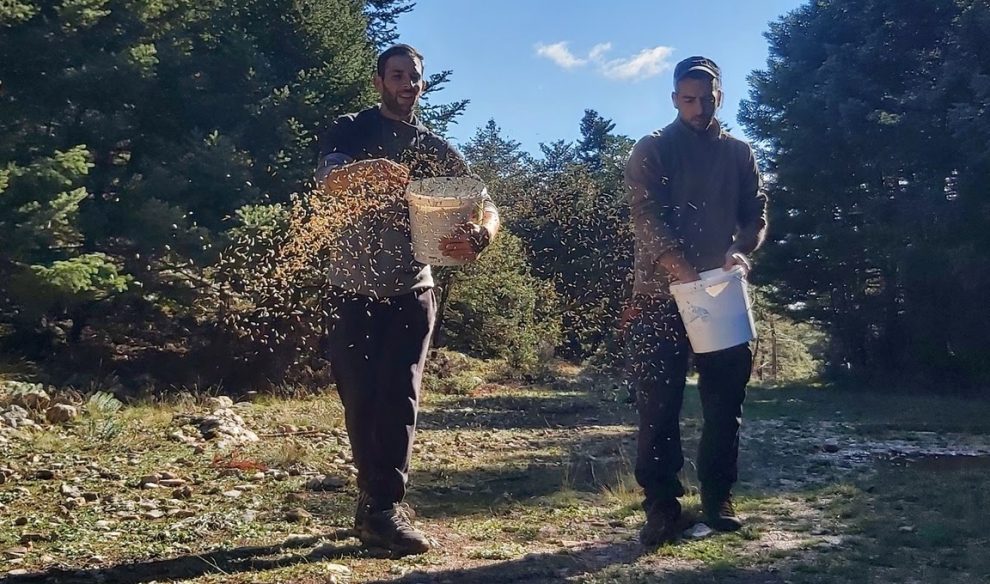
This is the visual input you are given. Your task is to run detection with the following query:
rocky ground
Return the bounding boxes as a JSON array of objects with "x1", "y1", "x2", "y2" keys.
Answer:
[{"x1": 2, "y1": 357, "x2": 989, "y2": 583}]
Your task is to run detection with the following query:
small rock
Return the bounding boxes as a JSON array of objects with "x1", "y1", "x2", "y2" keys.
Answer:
[
  {"x1": 45, "y1": 404, "x2": 78, "y2": 424},
  {"x1": 899, "y1": 525, "x2": 916, "y2": 533},
  {"x1": 282, "y1": 533, "x2": 316, "y2": 547},
  {"x1": 94, "y1": 520, "x2": 113, "y2": 530},
  {"x1": 172, "y1": 486, "x2": 193, "y2": 500},
  {"x1": 81, "y1": 492, "x2": 99, "y2": 502},
  {"x1": 3, "y1": 547, "x2": 29, "y2": 560},
  {"x1": 6, "y1": 569, "x2": 30, "y2": 576},
  {"x1": 60, "y1": 483, "x2": 82, "y2": 498},
  {"x1": 819, "y1": 535, "x2": 844, "y2": 546},
  {"x1": 159, "y1": 479, "x2": 186, "y2": 488},
  {"x1": 98, "y1": 469, "x2": 123, "y2": 481},
  {"x1": 208, "y1": 396, "x2": 234, "y2": 410},
  {"x1": 12, "y1": 388, "x2": 50, "y2": 411},
  {"x1": 684, "y1": 523, "x2": 714, "y2": 539},
  {"x1": 143, "y1": 510, "x2": 166, "y2": 520},
  {"x1": 139, "y1": 474, "x2": 161, "y2": 485},
  {"x1": 160, "y1": 471, "x2": 179, "y2": 480},
  {"x1": 305, "y1": 475, "x2": 346, "y2": 491},
  {"x1": 19, "y1": 533, "x2": 49, "y2": 544},
  {"x1": 167, "y1": 509, "x2": 196, "y2": 519},
  {"x1": 35, "y1": 469, "x2": 56, "y2": 480},
  {"x1": 249, "y1": 472, "x2": 265, "y2": 482},
  {"x1": 222, "y1": 489, "x2": 243, "y2": 498},
  {"x1": 285, "y1": 508, "x2": 312, "y2": 523},
  {"x1": 323, "y1": 563, "x2": 352, "y2": 580},
  {"x1": 64, "y1": 497, "x2": 86, "y2": 510},
  {"x1": 168, "y1": 431, "x2": 196, "y2": 444},
  {"x1": 13, "y1": 517, "x2": 28, "y2": 526},
  {"x1": 823, "y1": 442, "x2": 840, "y2": 453}
]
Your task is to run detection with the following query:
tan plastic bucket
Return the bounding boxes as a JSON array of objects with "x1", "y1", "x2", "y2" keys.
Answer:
[{"x1": 406, "y1": 177, "x2": 486, "y2": 266}]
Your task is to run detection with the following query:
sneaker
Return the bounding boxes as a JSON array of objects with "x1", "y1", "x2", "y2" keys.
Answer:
[
  {"x1": 639, "y1": 499, "x2": 682, "y2": 547},
  {"x1": 702, "y1": 490, "x2": 743, "y2": 532},
  {"x1": 355, "y1": 503, "x2": 431, "y2": 556}
]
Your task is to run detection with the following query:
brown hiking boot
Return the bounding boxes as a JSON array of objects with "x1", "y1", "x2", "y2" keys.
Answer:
[
  {"x1": 355, "y1": 503, "x2": 431, "y2": 556},
  {"x1": 640, "y1": 499, "x2": 682, "y2": 547},
  {"x1": 702, "y1": 490, "x2": 743, "y2": 532},
  {"x1": 353, "y1": 491, "x2": 372, "y2": 531}
]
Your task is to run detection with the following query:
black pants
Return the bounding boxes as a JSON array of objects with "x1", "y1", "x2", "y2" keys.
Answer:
[
  {"x1": 626, "y1": 296, "x2": 752, "y2": 506},
  {"x1": 327, "y1": 288, "x2": 436, "y2": 507}
]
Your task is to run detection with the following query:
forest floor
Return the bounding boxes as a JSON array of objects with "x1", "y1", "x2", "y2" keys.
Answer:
[{"x1": 2, "y1": 353, "x2": 990, "y2": 583}]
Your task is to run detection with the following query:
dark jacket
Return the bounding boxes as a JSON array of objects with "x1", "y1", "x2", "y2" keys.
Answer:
[{"x1": 316, "y1": 105, "x2": 494, "y2": 297}]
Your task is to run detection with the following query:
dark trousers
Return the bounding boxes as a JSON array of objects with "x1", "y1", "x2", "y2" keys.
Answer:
[
  {"x1": 626, "y1": 296, "x2": 752, "y2": 506},
  {"x1": 327, "y1": 288, "x2": 436, "y2": 507}
]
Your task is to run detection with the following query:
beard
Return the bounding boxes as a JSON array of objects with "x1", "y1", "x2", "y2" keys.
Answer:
[
  {"x1": 688, "y1": 114, "x2": 714, "y2": 131},
  {"x1": 381, "y1": 89, "x2": 415, "y2": 118}
]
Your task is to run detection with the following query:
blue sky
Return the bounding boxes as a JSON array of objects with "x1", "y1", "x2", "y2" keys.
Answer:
[{"x1": 397, "y1": 0, "x2": 805, "y2": 153}]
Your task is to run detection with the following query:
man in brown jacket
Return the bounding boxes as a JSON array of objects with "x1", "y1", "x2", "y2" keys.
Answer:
[{"x1": 624, "y1": 56, "x2": 768, "y2": 546}]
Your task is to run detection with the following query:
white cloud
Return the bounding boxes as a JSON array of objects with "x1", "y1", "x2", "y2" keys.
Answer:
[
  {"x1": 588, "y1": 42, "x2": 612, "y2": 62},
  {"x1": 535, "y1": 41, "x2": 676, "y2": 82},
  {"x1": 534, "y1": 42, "x2": 587, "y2": 69},
  {"x1": 599, "y1": 45, "x2": 675, "y2": 81}
]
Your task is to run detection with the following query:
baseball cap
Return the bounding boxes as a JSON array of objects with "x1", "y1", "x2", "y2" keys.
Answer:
[{"x1": 673, "y1": 56, "x2": 721, "y2": 83}]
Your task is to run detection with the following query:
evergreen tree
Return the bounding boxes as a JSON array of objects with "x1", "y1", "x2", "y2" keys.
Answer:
[{"x1": 740, "y1": 0, "x2": 990, "y2": 388}]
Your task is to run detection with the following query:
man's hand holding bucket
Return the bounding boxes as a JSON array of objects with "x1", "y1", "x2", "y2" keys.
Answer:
[
  {"x1": 722, "y1": 243, "x2": 752, "y2": 275},
  {"x1": 439, "y1": 222, "x2": 491, "y2": 262}
]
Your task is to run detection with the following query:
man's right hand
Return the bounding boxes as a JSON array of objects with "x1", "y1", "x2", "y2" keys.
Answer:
[
  {"x1": 656, "y1": 251, "x2": 701, "y2": 284},
  {"x1": 322, "y1": 158, "x2": 410, "y2": 192}
]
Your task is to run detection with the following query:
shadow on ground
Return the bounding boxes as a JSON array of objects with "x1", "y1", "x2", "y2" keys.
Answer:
[{"x1": 3, "y1": 529, "x2": 366, "y2": 584}]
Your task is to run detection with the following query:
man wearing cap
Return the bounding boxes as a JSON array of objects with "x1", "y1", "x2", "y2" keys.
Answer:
[
  {"x1": 624, "y1": 56, "x2": 768, "y2": 546},
  {"x1": 316, "y1": 43, "x2": 500, "y2": 555}
]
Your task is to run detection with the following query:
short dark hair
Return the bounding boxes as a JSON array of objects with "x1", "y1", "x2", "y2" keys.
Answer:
[
  {"x1": 676, "y1": 69, "x2": 722, "y2": 92},
  {"x1": 376, "y1": 44, "x2": 424, "y2": 77}
]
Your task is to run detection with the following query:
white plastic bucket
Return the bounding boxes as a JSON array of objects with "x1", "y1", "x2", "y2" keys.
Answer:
[
  {"x1": 406, "y1": 177, "x2": 486, "y2": 266},
  {"x1": 669, "y1": 266, "x2": 757, "y2": 354}
]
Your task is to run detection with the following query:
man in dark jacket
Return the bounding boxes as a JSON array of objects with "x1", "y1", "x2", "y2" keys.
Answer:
[
  {"x1": 624, "y1": 56, "x2": 768, "y2": 546},
  {"x1": 316, "y1": 44, "x2": 499, "y2": 555}
]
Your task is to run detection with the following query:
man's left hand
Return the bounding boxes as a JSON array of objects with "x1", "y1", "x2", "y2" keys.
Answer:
[
  {"x1": 440, "y1": 223, "x2": 490, "y2": 262},
  {"x1": 723, "y1": 246, "x2": 752, "y2": 275}
]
